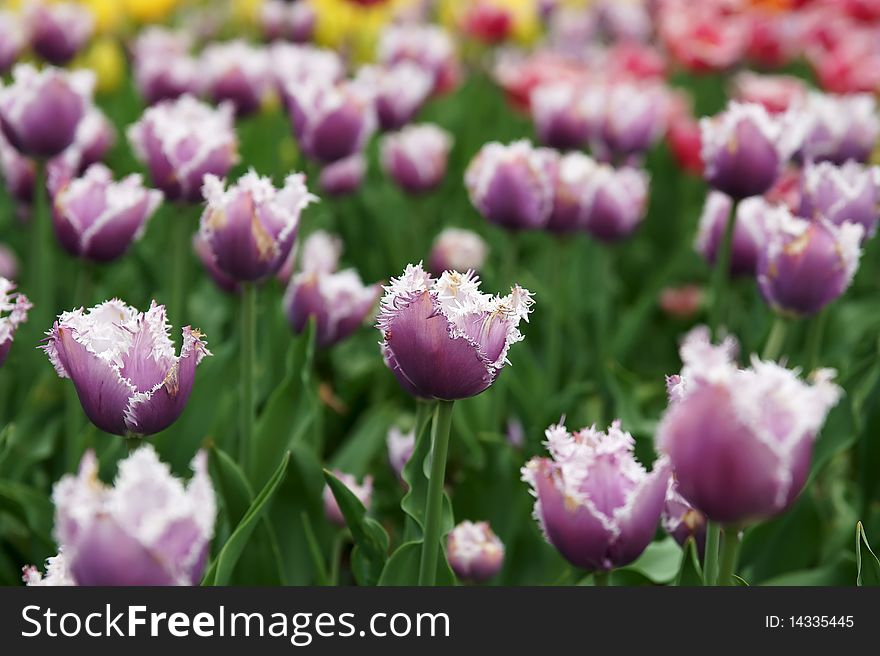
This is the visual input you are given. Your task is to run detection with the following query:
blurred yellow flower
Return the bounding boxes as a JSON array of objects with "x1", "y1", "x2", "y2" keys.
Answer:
[
  {"x1": 124, "y1": 0, "x2": 180, "y2": 23},
  {"x1": 310, "y1": 0, "x2": 417, "y2": 61},
  {"x1": 77, "y1": 36, "x2": 125, "y2": 93},
  {"x1": 78, "y1": 0, "x2": 124, "y2": 34}
]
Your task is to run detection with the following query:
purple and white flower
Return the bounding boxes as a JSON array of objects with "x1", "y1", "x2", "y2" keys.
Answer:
[
  {"x1": 0, "y1": 277, "x2": 30, "y2": 367},
  {"x1": 447, "y1": 520, "x2": 505, "y2": 583},
  {"x1": 319, "y1": 154, "x2": 366, "y2": 197},
  {"x1": 798, "y1": 92, "x2": 880, "y2": 165},
  {"x1": 799, "y1": 160, "x2": 880, "y2": 239},
  {"x1": 695, "y1": 192, "x2": 769, "y2": 277},
  {"x1": 582, "y1": 164, "x2": 650, "y2": 242},
  {"x1": 323, "y1": 470, "x2": 373, "y2": 528},
  {"x1": 26, "y1": 1, "x2": 93, "y2": 66},
  {"x1": 530, "y1": 82, "x2": 592, "y2": 151},
  {"x1": 201, "y1": 40, "x2": 273, "y2": 117},
  {"x1": 381, "y1": 123, "x2": 452, "y2": 194},
  {"x1": 662, "y1": 478, "x2": 706, "y2": 556},
  {"x1": 387, "y1": 425, "x2": 415, "y2": 481},
  {"x1": 357, "y1": 63, "x2": 433, "y2": 131},
  {"x1": 428, "y1": 228, "x2": 488, "y2": 276}
]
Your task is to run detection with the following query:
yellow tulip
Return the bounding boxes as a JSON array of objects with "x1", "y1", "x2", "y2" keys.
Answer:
[
  {"x1": 124, "y1": 0, "x2": 180, "y2": 23},
  {"x1": 77, "y1": 36, "x2": 126, "y2": 94}
]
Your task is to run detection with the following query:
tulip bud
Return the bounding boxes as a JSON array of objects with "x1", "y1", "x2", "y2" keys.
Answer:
[
  {"x1": 662, "y1": 479, "x2": 706, "y2": 555},
  {"x1": 377, "y1": 24, "x2": 459, "y2": 95},
  {"x1": 0, "y1": 65, "x2": 94, "y2": 158},
  {"x1": 465, "y1": 140, "x2": 555, "y2": 230},
  {"x1": 758, "y1": 208, "x2": 863, "y2": 317},
  {"x1": 381, "y1": 124, "x2": 452, "y2": 194},
  {"x1": 201, "y1": 40, "x2": 273, "y2": 117},
  {"x1": 800, "y1": 160, "x2": 880, "y2": 239},
  {"x1": 695, "y1": 192, "x2": 769, "y2": 277},
  {"x1": 545, "y1": 151, "x2": 597, "y2": 233},
  {"x1": 428, "y1": 228, "x2": 488, "y2": 276},
  {"x1": 128, "y1": 95, "x2": 239, "y2": 203},
  {"x1": 26, "y1": 2, "x2": 93, "y2": 66},
  {"x1": 522, "y1": 420, "x2": 670, "y2": 572},
  {"x1": 199, "y1": 170, "x2": 317, "y2": 283},
  {"x1": 582, "y1": 164, "x2": 650, "y2": 242},
  {"x1": 657, "y1": 327, "x2": 841, "y2": 524},
  {"x1": 319, "y1": 154, "x2": 367, "y2": 197},
  {"x1": 700, "y1": 102, "x2": 798, "y2": 199},
  {"x1": 52, "y1": 164, "x2": 162, "y2": 263},
  {"x1": 530, "y1": 82, "x2": 591, "y2": 150},
  {"x1": 0, "y1": 244, "x2": 18, "y2": 280},
  {"x1": 43, "y1": 300, "x2": 211, "y2": 436},
  {"x1": 323, "y1": 470, "x2": 373, "y2": 527},
  {"x1": 24, "y1": 446, "x2": 215, "y2": 585},
  {"x1": 0, "y1": 277, "x2": 30, "y2": 367},
  {"x1": 356, "y1": 63, "x2": 433, "y2": 131},
  {"x1": 387, "y1": 426, "x2": 415, "y2": 480},
  {"x1": 283, "y1": 232, "x2": 380, "y2": 348},
  {"x1": 659, "y1": 285, "x2": 703, "y2": 320},
  {"x1": 284, "y1": 77, "x2": 377, "y2": 164},
  {"x1": 378, "y1": 265, "x2": 534, "y2": 400},
  {"x1": 0, "y1": 12, "x2": 24, "y2": 74},
  {"x1": 798, "y1": 92, "x2": 880, "y2": 165},
  {"x1": 447, "y1": 521, "x2": 505, "y2": 583}
]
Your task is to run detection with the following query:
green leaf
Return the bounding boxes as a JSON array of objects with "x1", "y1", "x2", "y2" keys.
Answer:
[
  {"x1": 762, "y1": 556, "x2": 856, "y2": 586},
  {"x1": 202, "y1": 451, "x2": 290, "y2": 586},
  {"x1": 330, "y1": 404, "x2": 396, "y2": 476},
  {"x1": 323, "y1": 469, "x2": 389, "y2": 586},
  {"x1": 209, "y1": 446, "x2": 254, "y2": 526},
  {"x1": 378, "y1": 541, "x2": 456, "y2": 586},
  {"x1": 0, "y1": 480, "x2": 54, "y2": 547},
  {"x1": 856, "y1": 522, "x2": 880, "y2": 586},
  {"x1": 674, "y1": 538, "x2": 703, "y2": 586},
  {"x1": 300, "y1": 510, "x2": 330, "y2": 586},
  {"x1": 618, "y1": 537, "x2": 682, "y2": 584}
]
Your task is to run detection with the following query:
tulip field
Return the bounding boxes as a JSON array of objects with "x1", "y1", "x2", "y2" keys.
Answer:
[{"x1": 2, "y1": 0, "x2": 880, "y2": 589}]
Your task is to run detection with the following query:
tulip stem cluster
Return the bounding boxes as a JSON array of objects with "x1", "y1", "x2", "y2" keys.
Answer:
[
  {"x1": 707, "y1": 199, "x2": 739, "y2": 337},
  {"x1": 716, "y1": 527, "x2": 743, "y2": 586},
  {"x1": 418, "y1": 399, "x2": 454, "y2": 586},
  {"x1": 240, "y1": 283, "x2": 257, "y2": 473}
]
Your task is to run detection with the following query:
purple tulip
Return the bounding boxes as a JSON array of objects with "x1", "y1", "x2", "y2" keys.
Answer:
[
  {"x1": 695, "y1": 192, "x2": 769, "y2": 277},
  {"x1": 582, "y1": 164, "x2": 650, "y2": 242},
  {"x1": 387, "y1": 426, "x2": 415, "y2": 480},
  {"x1": 800, "y1": 160, "x2": 880, "y2": 239},
  {"x1": 193, "y1": 232, "x2": 240, "y2": 294},
  {"x1": 545, "y1": 151, "x2": 598, "y2": 233},
  {"x1": 378, "y1": 265, "x2": 534, "y2": 400},
  {"x1": 284, "y1": 231, "x2": 380, "y2": 347},
  {"x1": 319, "y1": 154, "x2": 366, "y2": 197},
  {"x1": 0, "y1": 277, "x2": 31, "y2": 367},
  {"x1": 0, "y1": 244, "x2": 18, "y2": 280},
  {"x1": 700, "y1": 102, "x2": 797, "y2": 199},
  {"x1": 428, "y1": 228, "x2": 488, "y2": 276},
  {"x1": 662, "y1": 478, "x2": 706, "y2": 556},
  {"x1": 271, "y1": 43, "x2": 344, "y2": 94},
  {"x1": 465, "y1": 140, "x2": 556, "y2": 230},
  {"x1": 199, "y1": 170, "x2": 316, "y2": 283},
  {"x1": 131, "y1": 28, "x2": 201, "y2": 105},
  {"x1": 447, "y1": 521, "x2": 505, "y2": 583},
  {"x1": 381, "y1": 124, "x2": 452, "y2": 194},
  {"x1": 757, "y1": 208, "x2": 863, "y2": 317},
  {"x1": 657, "y1": 327, "x2": 841, "y2": 524},
  {"x1": 42, "y1": 300, "x2": 212, "y2": 436},
  {"x1": 0, "y1": 130, "x2": 35, "y2": 203},
  {"x1": 26, "y1": 1, "x2": 93, "y2": 66},
  {"x1": 798, "y1": 92, "x2": 880, "y2": 165},
  {"x1": 52, "y1": 164, "x2": 162, "y2": 263},
  {"x1": 24, "y1": 446, "x2": 215, "y2": 586},
  {"x1": 128, "y1": 95, "x2": 239, "y2": 203},
  {"x1": 0, "y1": 64, "x2": 94, "y2": 159},
  {"x1": 261, "y1": 0, "x2": 315, "y2": 43},
  {"x1": 0, "y1": 11, "x2": 24, "y2": 74},
  {"x1": 323, "y1": 470, "x2": 373, "y2": 528},
  {"x1": 284, "y1": 77, "x2": 377, "y2": 164},
  {"x1": 357, "y1": 63, "x2": 433, "y2": 131},
  {"x1": 522, "y1": 420, "x2": 670, "y2": 572},
  {"x1": 201, "y1": 40, "x2": 272, "y2": 117},
  {"x1": 531, "y1": 82, "x2": 591, "y2": 151},
  {"x1": 47, "y1": 106, "x2": 117, "y2": 196},
  {"x1": 377, "y1": 24, "x2": 459, "y2": 95},
  {"x1": 588, "y1": 82, "x2": 669, "y2": 162}
]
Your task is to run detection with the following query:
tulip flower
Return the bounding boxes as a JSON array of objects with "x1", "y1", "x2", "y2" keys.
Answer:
[
  {"x1": 356, "y1": 63, "x2": 433, "y2": 131},
  {"x1": 729, "y1": 72, "x2": 806, "y2": 115},
  {"x1": 800, "y1": 160, "x2": 880, "y2": 239},
  {"x1": 193, "y1": 233, "x2": 239, "y2": 294},
  {"x1": 447, "y1": 521, "x2": 505, "y2": 583},
  {"x1": 0, "y1": 277, "x2": 30, "y2": 367},
  {"x1": 695, "y1": 192, "x2": 768, "y2": 277},
  {"x1": 201, "y1": 40, "x2": 273, "y2": 117},
  {"x1": 700, "y1": 102, "x2": 799, "y2": 200},
  {"x1": 0, "y1": 12, "x2": 24, "y2": 74},
  {"x1": 428, "y1": 228, "x2": 488, "y2": 276},
  {"x1": 24, "y1": 446, "x2": 215, "y2": 585},
  {"x1": 798, "y1": 92, "x2": 880, "y2": 165},
  {"x1": 658, "y1": 326, "x2": 841, "y2": 525},
  {"x1": 271, "y1": 43, "x2": 344, "y2": 92},
  {"x1": 0, "y1": 65, "x2": 94, "y2": 159},
  {"x1": 128, "y1": 95, "x2": 239, "y2": 203},
  {"x1": 284, "y1": 230, "x2": 380, "y2": 348},
  {"x1": 381, "y1": 124, "x2": 453, "y2": 194},
  {"x1": 465, "y1": 140, "x2": 555, "y2": 230},
  {"x1": 131, "y1": 28, "x2": 201, "y2": 105},
  {"x1": 522, "y1": 419, "x2": 670, "y2": 573},
  {"x1": 323, "y1": 470, "x2": 373, "y2": 527},
  {"x1": 261, "y1": 0, "x2": 315, "y2": 43},
  {"x1": 663, "y1": 479, "x2": 706, "y2": 556},
  {"x1": 586, "y1": 82, "x2": 669, "y2": 163},
  {"x1": 52, "y1": 164, "x2": 162, "y2": 263},
  {"x1": 0, "y1": 131, "x2": 35, "y2": 203},
  {"x1": 26, "y1": 2, "x2": 93, "y2": 66},
  {"x1": 658, "y1": 0, "x2": 749, "y2": 73},
  {"x1": 387, "y1": 426, "x2": 415, "y2": 481},
  {"x1": 378, "y1": 265, "x2": 534, "y2": 401},
  {"x1": 46, "y1": 106, "x2": 116, "y2": 195},
  {"x1": 284, "y1": 77, "x2": 377, "y2": 164},
  {"x1": 757, "y1": 207, "x2": 863, "y2": 317},
  {"x1": 199, "y1": 170, "x2": 316, "y2": 283},
  {"x1": 319, "y1": 154, "x2": 367, "y2": 197},
  {"x1": 582, "y1": 164, "x2": 650, "y2": 242},
  {"x1": 377, "y1": 24, "x2": 459, "y2": 95},
  {"x1": 42, "y1": 300, "x2": 211, "y2": 437},
  {"x1": 530, "y1": 81, "x2": 591, "y2": 151},
  {"x1": 544, "y1": 151, "x2": 597, "y2": 234}
]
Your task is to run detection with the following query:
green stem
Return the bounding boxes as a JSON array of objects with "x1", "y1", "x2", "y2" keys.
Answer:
[
  {"x1": 592, "y1": 242, "x2": 613, "y2": 423},
  {"x1": 418, "y1": 399, "x2": 454, "y2": 586},
  {"x1": 125, "y1": 435, "x2": 141, "y2": 453},
  {"x1": 32, "y1": 160, "x2": 53, "y2": 329},
  {"x1": 716, "y1": 526, "x2": 742, "y2": 586},
  {"x1": 805, "y1": 310, "x2": 827, "y2": 371},
  {"x1": 240, "y1": 283, "x2": 257, "y2": 473},
  {"x1": 593, "y1": 571, "x2": 611, "y2": 587},
  {"x1": 762, "y1": 316, "x2": 788, "y2": 361},
  {"x1": 708, "y1": 198, "x2": 738, "y2": 337},
  {"x1": 329, "y1": 532, "x2": 344, "y2": 586},
  {"x1": 703, "y1": 522, "x2": 721, "y2": 586},
  {"x1": 169, "y1": 207, "x2": 192, "y2": 329}
]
